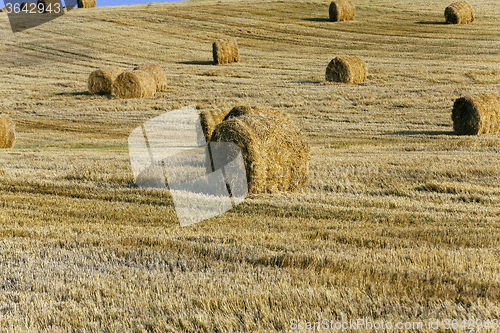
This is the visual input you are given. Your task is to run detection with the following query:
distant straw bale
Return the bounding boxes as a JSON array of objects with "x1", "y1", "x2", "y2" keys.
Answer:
[
  {"x1": 77, "y1": 0, "x2": 96, "y2": 8},
  {"x1": 64, "y1": 4, "x2": 75, "y2": 10},
  {"x1": 209, "y1": 113, "x2": 310, "y2": 194},
  {"x1": 111, "y1": 70, "x2": 155, "y2": 99},
  {"x1": 329, "y1": 0, "x2": 355, "y2": 22},
  {"x1": 325, "y1": 56, "x2": 366, "y2": 84},
  {"x1": 452, "y1": 92, "x2": 500, "y2": 135},
  {"x1": 88, "y1": 67, "x2": 122, "y2": 95},
  {"x1": 134, "y1": 63, "x2": 167, "y2": 92},
  {"x1": 0, "y1": 116, "x2": 15, "y2": 149},
  {"x1": 213, "y1": 38, "x2": 239, "y2": 65},
  {"x1": 199, "y1": 109, "x2": 229, "y2": 143},
  {"x1": 445, "y1": 1, "x2": 474, "y2": 24}
]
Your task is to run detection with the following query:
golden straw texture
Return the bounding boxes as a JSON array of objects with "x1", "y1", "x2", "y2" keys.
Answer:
[
  {"x1": 134, "y1": 63, "x2": 167, "y2": 92},
  {"x1": 77, "y1": 0, "x2": 96, "y2": 8},
  {"x1": 325, "y1": 56, "x2": 367, "y2": 84},
  {"x1": 445, "y1": 1, "x2": 474, "y2": 24},
  {"x1": 213, "y1": 38, "x2": 239, "y2": 65},
  {"x1": 329, "y1": 0, "x2": 355, "y2": 22},
  {"x1": 210, "y1": 113, "x2": 310, "y2": 194},
  {"x1": 452, "y1": 92, "x2": 500, "y2": 135},
  {"x1": 88, "y1": 67, "x2": 122, "y2": 94},
  {"x1": 111, "y1": 71, "x2": 155, "y2": 99},
  {"x1": 0, "y1": 115, "x2": 15, "y2": 149}
]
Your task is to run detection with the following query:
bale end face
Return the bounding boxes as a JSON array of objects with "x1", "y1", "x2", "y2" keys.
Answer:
[
  {"x1": 0, "y1": 116, "x2": 15, "y2": 149},
  {"x1": 445, "y1": 1, "x2": 474, "y2": 24},
  {"x1": 452, "y1": 93, "x2": 500, "y2": 135},
  {"x1": 329, "y1": 0, "x2": 355, "y2": 22},
  {"x1": 111, "y1": 70, "x2": 156, "y2": 99},
  {"x1": 325, "y1": 56, "x2": 367, "y2": 83},
  {"x1": 88, "y1": 67, "x2": 122, "y2": 95},
  {"x1": 213, "y1": 38, "x2": 239, "y2": 65}
]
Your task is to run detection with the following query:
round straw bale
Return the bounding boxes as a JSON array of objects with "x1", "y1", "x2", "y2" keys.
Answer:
[
  {"x1": 452, "y1": 92, "x2": 500, "y2": 135},
  {"x1": 111, "y1": 70, "x2": 155, "y2": 99},
  {"x1": 213, "y1": 38, "x2": 239, "y2": 65},
  {"x1": 77, "y1": 0, "x2": 96, "y2": 8},
  {"x1": 88, "y1": 67, "x2": 122, "y2": 95},
  {"x1": 0, "y1": 116, "x2": 15, "y2": 149},
  {"x1": 199, "y1": 109, "x2": 229, "y2": 143},
  {"x1": 134, "y1": 63, "x2": 167, "y2": 92},
  {"x1": 445, "y1": 1, "x2": 474, "y2": 24},
  {"x1": 326, "y1": 56, "x2": 366, "y2": 84},
  {"x1": 36, "y1": 0, "x2": 61, "y2": 13},
  {"x1": 210, "y1": 113, "x2": 310, "y2": 194},
  {"x1": 329, "y1": 0, "x2": 355, "y2": 22}
]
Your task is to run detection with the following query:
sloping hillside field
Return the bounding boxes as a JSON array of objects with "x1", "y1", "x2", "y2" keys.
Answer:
[{"x1": 0, "y1": 0, "x2": 499, "y2": 331}]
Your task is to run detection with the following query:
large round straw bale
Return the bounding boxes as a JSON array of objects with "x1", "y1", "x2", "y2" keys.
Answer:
[
  {"x1": 134, "y1": 63, "x2": 167, "y2": 92},
  {"x1": 213, "y1": 38, "x2": 239, "y2": 65},
  {"x1": 210, "y1": 113, "x2": 310, "y2": 194},
  {"x1": 445, "y1": 1, "x2": 474, "y2": 24},
  {"x1": 77, "y1": 0, "x2": 96, "y2": 8},
  {"x1": 36, "y1": 0, "x2": 60, "y2": 13},
  {"x1": 199, "y1": 109, "x2": 229, "y2": 143},
  {"x1": 88, "y1": 67, "x2": 122, "y2": 94},
  {"x1": 0, "y1": 116, "x2": 15, "y2": 149},
  {"x1": 452, "y1": 92, "x2": 500, "y2": 135},
  {"x1": 326, "y1": 56, "x2": 366, "y2": 84},
  {"x1": 111, "y1": 70, "x2": 155, "y2": 99},
  {"x1": 329, "y1": 0, "x2": 355, "y2": 22}
]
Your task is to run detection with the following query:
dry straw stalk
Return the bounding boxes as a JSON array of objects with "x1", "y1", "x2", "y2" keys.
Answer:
[
  {"x1": 77, "y1": 0, "x2": 96, "y2": 8},
  {"x1": 210, "y1": 111, "x2": 310, "y2": 194},
  {"x1": 452, "y1": 92, "x2": 500, "y2": 135},
  {"x1": 329, "y1": 0, "x2": 355, "y2": 22},
  {"x1": 111, "y1": 70, "x2": 155, "y2": 99},
  {"x1": 445, "y1": 1, "x2": 474, "y2": 24},
  {"x1": 134, "y1": 63, "x2": 167, "y2": 92},
  {"x1": 0, "y1": 115, "x2": 15, "y2": 149},
  {"x1": 88, "y1": 67, "x2": 122, "y2": 94},
  {"x1": 325, "y1": 55, "x2": 366, "y2": 83},
  {"x1": 213, "y1": 38, "x2": 239, "y2": 65}
]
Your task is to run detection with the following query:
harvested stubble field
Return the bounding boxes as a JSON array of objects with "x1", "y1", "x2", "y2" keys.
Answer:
[{"x1": 0, "y1": 0, "x2": 499, "y2": 331}]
